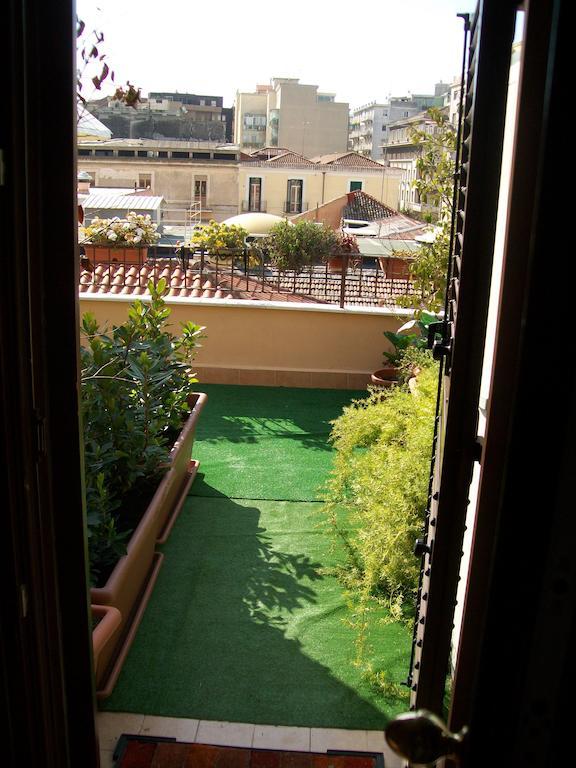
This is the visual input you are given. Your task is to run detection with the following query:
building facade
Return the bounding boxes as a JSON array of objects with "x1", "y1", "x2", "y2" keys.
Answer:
[
  {"x1": 379, "y1": 111, "x2": 452, "y2": 214},
  {"x1": 234, "y1": 78, "x2": 349, "y2": 157},
  {"x1": 349, "y1": 84, "x2": 449, "y2": 161},
  {"x1": 239, "y1": 150, "x2": 401, "y2": 217},
  {"x1": 77, "y1": 138, "x2": 241, "y2": 222}
]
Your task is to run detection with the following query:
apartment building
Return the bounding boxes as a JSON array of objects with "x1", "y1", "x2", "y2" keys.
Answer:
[
  {"x1": 234, "y1": 78, "x2": 349, "y2": 157},
  {"x1": 381, "y1": 111, "x2": 446, "y2": 214},
  {"x1": 349, "y1": 84, "x2": 449, "y2": 161}
]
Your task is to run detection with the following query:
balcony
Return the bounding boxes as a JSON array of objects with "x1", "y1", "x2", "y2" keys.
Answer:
[
  {"x1": 241, "y1": 199, "x2": 268, "y2": 213},
  {"x1": 81, "y1": 251, "x2": 415, "y2": 731},
  {"x1": 283, "y1": 201, "x2": 309, "y2": 214},
  {"x1": 95, "y1": 381, "x2": 412, "y2": 736}
]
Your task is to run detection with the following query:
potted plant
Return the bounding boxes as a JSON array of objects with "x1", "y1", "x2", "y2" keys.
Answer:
[
  {"x1": 378, "y1": 247, "x2": 415, "y2": 280},
  {"x1": 325, "y1": 232, "x2": 360, "y2": 274},
  {"x1": 83, "y1": 211, "x2": 160, "y2": 265},
  {"x1": 189, "y1": 219, "x2": 249, "y2": 263},
  {"x1": 371, "y1": 311, "x2": 440, "y2": 386},
  {"x1": 81, "y1": 279, "x2": 206, "y2": 697}
]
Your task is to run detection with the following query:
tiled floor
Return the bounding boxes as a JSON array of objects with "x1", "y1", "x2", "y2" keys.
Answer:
[{"x1": 98, "y1": 713, "x2": 402, "y2": 768}]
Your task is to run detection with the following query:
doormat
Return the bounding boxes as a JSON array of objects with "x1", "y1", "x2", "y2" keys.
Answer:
[{"x1": 113, "y1": 734, "x2": 386, "y2": 768}]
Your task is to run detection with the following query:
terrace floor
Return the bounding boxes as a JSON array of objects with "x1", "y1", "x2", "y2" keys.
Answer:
[{"x1": 98, "y1": 385, "x2": 410, "y2": 763}]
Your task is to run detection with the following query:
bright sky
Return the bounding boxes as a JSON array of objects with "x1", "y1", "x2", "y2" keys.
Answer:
[{"x1": 77, "y1": 0, "x2": 477, "y2": 109}]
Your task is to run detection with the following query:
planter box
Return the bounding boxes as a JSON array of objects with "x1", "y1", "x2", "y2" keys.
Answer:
[
  {"x1": 90, "y1": 391, "x2": 207, "y2": 699},
  {"x1": 84, "y1": 245, "x2": 149, "y2": 265},
  {"x1": 92, "y1": 605, "x2": 122, "y2": 691},
  {"x1": 378, "y1": 255, "x2": 414, "y2": 280}
]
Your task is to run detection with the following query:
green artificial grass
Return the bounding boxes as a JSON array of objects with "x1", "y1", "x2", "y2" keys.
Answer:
[
  {"x1": 189, "y1": 385, "x2": 363, "y2": 501},
  {"x1": 102, "y1": 385, "x2": 412, "y2": 728}
]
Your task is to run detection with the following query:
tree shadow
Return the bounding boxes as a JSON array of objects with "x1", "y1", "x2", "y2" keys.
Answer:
[
  {"x1": 192, "y1": 384, "x2": 367, "y2": 453},
  {"x1": 102, "y1": 495, "x2": 399, "y2": 729}
]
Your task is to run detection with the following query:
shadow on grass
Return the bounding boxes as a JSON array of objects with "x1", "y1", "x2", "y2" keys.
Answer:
[
  {"x1": 102, "y1": 494, "x2": 396, "y2": 729},
  {"x1": 192, "y1": 384, "x2": 368, "y2": 452}
]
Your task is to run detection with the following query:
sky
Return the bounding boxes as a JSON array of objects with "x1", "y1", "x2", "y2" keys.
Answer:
[{"x1": 77, "y1": 0, "x2": 477, "y2": 109}]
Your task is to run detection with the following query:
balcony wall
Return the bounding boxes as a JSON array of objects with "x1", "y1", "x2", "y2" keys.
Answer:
[{"x1": 79, "y1": 296, "x2": 409, "y2": 389}]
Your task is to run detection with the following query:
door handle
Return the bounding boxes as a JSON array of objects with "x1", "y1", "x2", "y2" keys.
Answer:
[{"x1": 385, "y1": 709, "x2": 468, "y2": 765}]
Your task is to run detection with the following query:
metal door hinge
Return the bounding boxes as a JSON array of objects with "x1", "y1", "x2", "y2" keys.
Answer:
[
  {"x1": 20, "y1": 584, "x2": 29, "y2": 618},
  {"x1": 34, "y1": 409, "x2": 46, "y2": 458}
]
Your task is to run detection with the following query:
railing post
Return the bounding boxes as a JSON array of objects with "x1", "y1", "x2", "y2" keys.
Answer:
[{"x1": 339, "y1": 253, "x2": 349, "y2": 308}]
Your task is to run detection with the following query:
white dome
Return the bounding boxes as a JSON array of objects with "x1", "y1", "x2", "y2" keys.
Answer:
[{"x1": 221, "y1": 213, "x2": 290, "y2": 235}]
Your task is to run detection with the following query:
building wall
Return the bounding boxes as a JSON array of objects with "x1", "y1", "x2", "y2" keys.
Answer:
[
  {"x1": 275, "y1": 82, "x2": 349, "y2": 157},
  {"x1": 236, "y1": 79, "x2": 349, "y2": 156},
  {"x1": 239, "y1": 166, "x2": 401, "y2": 217},
  {"x1": 78, "y1": 159, "x2": 239, "y2": 221},
  {"x1": 234, "y1": 91, "x2": 268, "y2": 147},
  {"x1": 79, "y1": 296, "x2": 407, "y2": 388}
]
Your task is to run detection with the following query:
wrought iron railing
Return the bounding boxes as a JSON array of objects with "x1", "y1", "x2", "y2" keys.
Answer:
[
  {"x1": 241, "y1": 200, "x2": 267, "y2": 213},
  {"x1": 79, "y1": 244, "x2": 415, "y2": 308},
  {"x1": 282, "y1": 201, "x2": 309, "y2": 214}
]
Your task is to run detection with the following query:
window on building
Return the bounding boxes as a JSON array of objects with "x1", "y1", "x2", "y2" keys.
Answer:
[
  {"x1": 158, "y1": 151, "x2": 168, "y2": 158},
  {"x1": 137, "y1": 150, "x2": 148, "y2": 158},
  {"x1": 286, "y1": 179, "x2": 303, "y2": 213},
  {"x1": 138, "y1": 174, "x2": 152, "y2": 189},
  {"x1": 194, "y1": 176, "x2": 208, "y2": 205},
  {"x1": 248, "y1": 177, "x2": 262, "y2": 211},
  {"x1": 118, "y1": 150, "x2": 135, "y2": 157},
  {"x1": 172, "y1": 151, "x2": 190, "y2": 159},
  {"x1": 349, "y1": 181, "x2": 363, "y2": 192}
]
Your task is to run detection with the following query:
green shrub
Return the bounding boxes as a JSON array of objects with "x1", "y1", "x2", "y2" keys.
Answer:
[
  {"x1": 324, "y1": 356, "x2": 438, "y2": 612},
  {"x1": 80, "y1": 279, "x2": 204, "y2": 584},
  {"x1": 263, "y1": 220, "x2": 339, "y2": 271}
]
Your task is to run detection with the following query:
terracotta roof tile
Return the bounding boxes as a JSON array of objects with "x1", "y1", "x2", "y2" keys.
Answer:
[
  {"x1": 78, "y1": 261, "x2": 321, "y2": 303},
  {"x1": 311, "y1": 152, "x2": 385, "y2": 168}
]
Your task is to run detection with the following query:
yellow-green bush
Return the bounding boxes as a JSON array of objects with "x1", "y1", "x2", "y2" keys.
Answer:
[{"x1": 324, "y1": 356, "x2": 438, "y2": 614}]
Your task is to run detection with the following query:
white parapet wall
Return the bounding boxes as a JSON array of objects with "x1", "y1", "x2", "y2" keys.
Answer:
[{"x1": 78, "y1": 295, "x2": 412, "y2": 389}]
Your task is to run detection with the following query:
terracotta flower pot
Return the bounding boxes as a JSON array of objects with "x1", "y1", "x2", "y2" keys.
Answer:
[
  {"x1": 84, "y1": 245, "x2": 149, "y2": 265},
  {"x1": 327, "y1": 255, "x2": 349, "y2": 274},
  {"x1": 371, "y1": 366, "x2": 400, "y2": 387},
  {"x1": 92, "y1": 605, "x2": 122, "y2": 690},
  {"x1": 90, "y1": 391, "x2": 207, "y2": 699}
]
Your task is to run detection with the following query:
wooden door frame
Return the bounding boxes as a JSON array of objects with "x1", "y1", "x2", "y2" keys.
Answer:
[
  {"x1": 0, "y1": 0, "x2": 98, "y2": 765},
  {"x1": 452, "y1": 1, "x2": 573, "y2": 764}
]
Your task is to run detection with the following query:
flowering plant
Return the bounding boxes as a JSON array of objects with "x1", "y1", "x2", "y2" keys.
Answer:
[
  {"x1": 189, "y1": 220, "x2": 248, "y2": 253},
  {"x1": 331, "y1": 232, "x2": 360, "y2": 255},
  {"x1": 84, "y1": 211, "x2": 160, "y2": 246}
]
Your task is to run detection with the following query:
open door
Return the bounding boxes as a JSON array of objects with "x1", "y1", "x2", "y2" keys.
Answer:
[{"x1": 386, "y1": 1, "x2": 570, "y2": 764}]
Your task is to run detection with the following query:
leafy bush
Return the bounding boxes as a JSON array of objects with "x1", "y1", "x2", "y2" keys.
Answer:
[
  {"x1": 383, "y1": 311, "x2": 441, "y2": 366},
  {"x1": 81, "y1": 279, "x2": 204, "y2": 584},
  {"x1": 324, "y1": 356, "x2": 438, "y2": 612}
]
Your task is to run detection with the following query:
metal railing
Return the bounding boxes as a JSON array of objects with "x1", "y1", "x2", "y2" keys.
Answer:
[
  {"x1": 241, "y1": 200, "x2": 267, "y2": 213},
  {"x1": 282, "y1": 201, "x2": 309, "y2": 214},
  {"x1": 79, "y1": 244, "x2": 415, "y2": 308}
]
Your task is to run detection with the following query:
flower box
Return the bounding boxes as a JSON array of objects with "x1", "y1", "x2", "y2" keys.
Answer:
[
  {"x1": 84, "y1": 244, "x2": 149, "y2": 265},
  {"x1": 90, "y1": 391, "x2": 207, "y2": 700}
]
